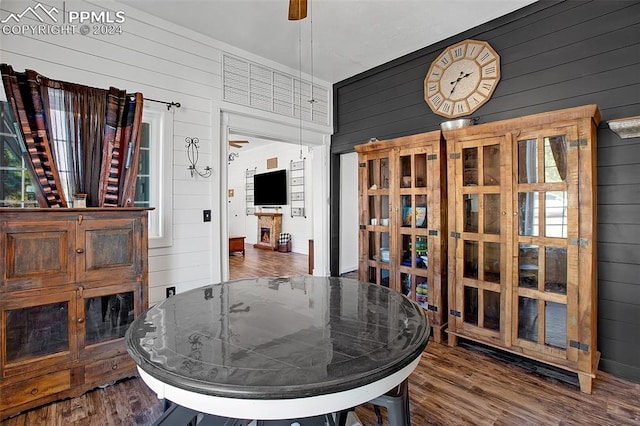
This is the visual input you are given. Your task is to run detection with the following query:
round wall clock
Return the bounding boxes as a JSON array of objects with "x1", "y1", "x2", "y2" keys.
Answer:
[{"x1": 424, "y1": 39, "x2": 500, "y2": 119}]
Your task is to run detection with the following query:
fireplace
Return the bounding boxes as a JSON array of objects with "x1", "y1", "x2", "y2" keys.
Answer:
[{"x1": 254, "y1": 213, "x2": 282, "y2": 250}]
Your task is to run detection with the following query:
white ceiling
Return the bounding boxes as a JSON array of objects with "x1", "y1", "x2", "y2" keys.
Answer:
[{"x1": 122, "y1": 0, "x2": 536, "y2": 84}]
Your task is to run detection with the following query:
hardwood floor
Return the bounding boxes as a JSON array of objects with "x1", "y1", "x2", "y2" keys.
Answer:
[{"x1": 3, "y1": 243, "x2": 639, "y2": 425}]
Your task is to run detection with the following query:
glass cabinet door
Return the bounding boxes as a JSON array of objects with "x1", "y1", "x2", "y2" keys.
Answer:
[
  {"x1": 79, "y1": 283, "x2": 140, "y2": 357},
  {"x1": 396, "y1": 149, "x2": 431, "y2": 309},
  {"x1": 1, "y1": 292, "x2": 76, "y2": 376},
  {"x1": 514, "y1": 130, "x2": 576, "y2": 360},
  {"x1": 455, "y1": 138, "x2": 504, "y2": 334}
]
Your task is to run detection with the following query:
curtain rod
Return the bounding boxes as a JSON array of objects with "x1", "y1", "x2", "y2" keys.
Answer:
[{"x1": 144, "y1": 97, "x2": 181, "y2": 110}]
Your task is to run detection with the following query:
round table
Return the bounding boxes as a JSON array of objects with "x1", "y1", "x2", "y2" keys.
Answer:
[{"x1": 126, "y1": 276, "x2": 429, "y2": 421}]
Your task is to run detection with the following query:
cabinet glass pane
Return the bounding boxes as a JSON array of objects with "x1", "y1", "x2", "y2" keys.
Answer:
[
  {"x1": 400, "y1": 155, "x2": 411, "y2": 188},
  {"x1": 464, "y1": 286, "x2": 478, "y2": 325},
  {"x1": 484, "y1": 194, "x2": 500, "y2": 234},
  {"x1": 416, "y1": 276, "x2": 428, "y2": 309},
  {"x1": 416, "y1": 195, "x2": 427, "y2": 229},
  {"x1": 401, "y1": 195, "x2": 412, "y2": 227},
  {"x1": 380, "y1": 158, "x2": 390, "y2": 189},
  {"x1": 381, "y1": 268, "x2": 389, "y2": 287},
  {"x1": 6, "y1": 302, "x2": 69, "y2": 363},
  {"x1": 483, "y1": 290, "x2": 500, "y2": 331},
  {"x1": 483, "y1": 144, "x2": 500, "y2": 185},
  {"x1": 518, "y1": 138, "x2": 537, "y2": 184},
  {"x1": 367, "y1": 159, "x2": 377, "y2": 189},
  {"x1": 368, "y1": 195, "x2": 390, "y2": 225},
  {"x1": 463, "y1": 147, "x2": 478, "y2": 186},
  {"x1": 415, "y1": 154, "x2": 427, "y2": 188},
  {"x1": 464, "y1": 194, "x2": 479, "y2": 233},
  {"x1": 518, "y1": 296, "x2": 538, "y2": 342},
  {"x1": 367, "y1": 267, "x2": 376, "y2": 284},
  {"x1": 545, "y1": 246, "x2": 567, "y2": 294},
  {"x1": 401, "y1": 234, "x2": 412, "y2": 267},
  {"x1": 518, "y1": 192, "x2": 539, "y2": 236},
  {"x1": 85, "y1": 292, "x2": 134, "y2": 345},
  {"x1": 544, "y1": 135, "x2": 567, "y2": 183},
  {"x1": 368, "y1": 231, "x2": 376, "y2": 261},
  {"x1": 545, "y1": 301, "x2": 567, "y2": 349},
  {"x1": 416, "y1": 235, "x2": 428, "y2": 270},
  {"x1": 380, "y1": 232, "x2": 390, "y2": 263},
  {"x1": 545, "y1": 191, "x2": 567, "y2": 238},
  {"x1": 519, "y1": 244, "x2": 539, "y2": 289},
  {"x1": 380, "y1": 195, "x2": 390, "y2": 225},
  {"x1": 463, "y1": 240, "x2": 479, "y2": 279},
  {"x1": 483, "y1": 242, "x2": 500, "y2": 283},
  {"x1": 401, "y1": 273, "x2": 412, "y2": 298}
]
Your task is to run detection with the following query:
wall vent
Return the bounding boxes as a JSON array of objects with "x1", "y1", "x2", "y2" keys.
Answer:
[{"x1": 223, "y1": 54, "x2": 329, "y2": 126}]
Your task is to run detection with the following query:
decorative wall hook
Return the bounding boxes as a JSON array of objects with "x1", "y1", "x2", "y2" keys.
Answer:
[
  {"x1": 228, "y1": 152, "x2": 239, "y2": 163},
  {"x1": 185, "y1": 137, "x2": 212, "y2": 178}
]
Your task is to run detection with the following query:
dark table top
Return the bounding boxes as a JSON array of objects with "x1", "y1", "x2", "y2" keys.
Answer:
[{"x1": 126, "y1": 276, "x2": 429, "y2": 400}]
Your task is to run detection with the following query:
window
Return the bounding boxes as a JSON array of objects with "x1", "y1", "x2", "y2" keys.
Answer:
[
  {"x1": 136, "y1": 105, "x2": 173, "y2": 248},
  {"x1": 0, "y1": 101, "x2": 38, "y2": 207}
]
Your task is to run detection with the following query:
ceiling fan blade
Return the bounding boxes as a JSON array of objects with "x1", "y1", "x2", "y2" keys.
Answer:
[
  {"x1": 288, "y1": 0, "x2": 307, "y2": 20},
  {"x1": 229, "y1": 140, "x2": 249, "y2": 148}
]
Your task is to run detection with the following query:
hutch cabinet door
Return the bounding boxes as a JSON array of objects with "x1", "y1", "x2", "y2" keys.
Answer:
[
  {"x1": 76, "y1": 217, "x2": 144, "y2": 284},
  {"x1": 358, "y1": 151, "x2": 392, "y2": 288},
  {"x1": 1, "y1": 220, "x2": 75, "y2": 292},
  {"x1": 448, "y1": 135, "x2": 511, "y2": 346},
  {"x1": 1, "y1": 291, "x2": 77, "y2": 378}
]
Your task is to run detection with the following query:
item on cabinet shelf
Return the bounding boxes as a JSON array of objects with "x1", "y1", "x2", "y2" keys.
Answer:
[
  {"x1": 0, "y1": 208, "x2": 149, "y2": 420},
  {"x1": 380, "y1": 249, "x2": 390, "y2": 263},
  {"x1": 401, "y1": 176, "x2": 411, "y2": 188},
  {"x1": 445, "y1": 104, "x2": 600, "y2": 394},
  {"x1": 380, "y1": 218, "x2": 389, "y2": 226},
  {"x1": 73, "y1": 193, "x2": 87, "y2": 208}
]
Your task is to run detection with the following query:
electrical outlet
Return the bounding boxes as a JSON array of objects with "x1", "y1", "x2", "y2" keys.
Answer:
[
  {"x1": 166, "y1": 286, "x2": 176, "y2": 298},
  {"x1": 203, "y1": 209, "x2": 211, "y2": 222}
]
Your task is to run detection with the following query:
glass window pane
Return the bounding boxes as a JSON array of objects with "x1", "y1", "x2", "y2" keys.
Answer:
[
  {"x1": 6, "y1": 302, "x2": 69, "y2": 363},
  {"x1": 484, "y1": 194, "x2": 500, "y2": 234},
  {"x1": 518, "y1": 138, "x2": 537, "y2": 184},
  {"x1": 544, "y1": 135, "x2": 567, "y2": 183},
  {"x1": 545, "y1": 191, "x2": 567, "y2": 238},
  {"x1": 464, "y1": 286, "x2": 479, "y2": 325},
  {"x1": 416, "y1": 276, "x2": 428, "y2": 309},
  {"x1": 484, "y1": 242, "x2": 500, "y2": 283},
  {"x1": 483, "y1": 144, "x2": 500, "y2": 185},
  {"x1": 483, "y1": 290, "x2": 500, "y2": 331},
  {"x1": 380, "y1": 158, "x2": 390, "y2": 189},
  {"x1": 463, "y1": 147, "x2": 478, "y2": 186},
  {"x1": 545, "y1": 246, "x2": 567, "y2": 294},
  {"x1": 518, "y1": 192, "x2": 539, "y2": 236},
  {"x1": 545, "y1": 301, "x2": 567, "y2": 349},
  {"x1": 519, "y1": 244, "x2": 539, "y2": 289},
  {"x1": 464, "y1": 194, "x2": 479, "y2": 233},
  {"x1": 85, "y1": 292, "x2": 135, "y2": 345},
  {"x1": 518, "y1": 297, "x2": 538, "y2": 342},
  {"x1": 463, "y1": 240, "x2": 479, "y2": 279},
  {"x1": 415, "y1": 154, "x2": 426, "y2": 188},
  {"x1": 139, "y1": 123, "x2": 150, "y2": 148}
]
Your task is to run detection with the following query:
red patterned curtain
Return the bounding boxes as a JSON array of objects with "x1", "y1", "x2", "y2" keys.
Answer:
[{"x1": 0, "y1": 64, "x2": 144, "y2": 207}]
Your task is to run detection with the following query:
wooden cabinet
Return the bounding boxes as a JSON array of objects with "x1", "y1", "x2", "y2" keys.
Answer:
[
  {"x1": 355, "y1": 131, "x2": 448, "y2": 342},
  {"x1": 0, "y1": 208, "x2": 149, "y2": 419},
  {"x1": 444, "y1": 105, "x2": 600, "y2": 393}
]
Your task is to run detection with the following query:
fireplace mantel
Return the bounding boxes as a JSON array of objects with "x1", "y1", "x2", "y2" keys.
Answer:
[{"x1": 254, "y1": 213, "x2": 283, "y2": 250}]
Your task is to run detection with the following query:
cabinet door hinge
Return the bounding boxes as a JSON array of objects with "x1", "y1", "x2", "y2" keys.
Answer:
[
  {"x1": 568, "y1": 139, "x2": 588, "y2": 149},
  {"x1": 428, "y1": 230, "x2": 438, "y2": 236},
  {"x1": 359, "y1": 224, "x2": 367, "y2": 230},
  {"x1": 427, "y1": 154, "x2": 438, "y2": 161},
  {"x1": 449, "y1": 153, "x2": 461, "y2": 160},
  {"x1": 569, "y1": 238, "x2": 589, "y2": 246},
  {"x1": 428, "y1": 304, "x2": 438, "y2": 312},
  {"x1": 451, "y1": 231, "x2": 461, "y2": 238},
  {"x1": 569, "y1": 340, "x2": 590, "y2": 352},
  {"x1": 359, "y1": 162, "x2": 366, "y2": 168},
  {"x1": 450, "y1": 309, "x2": 461, "y2": 317}
]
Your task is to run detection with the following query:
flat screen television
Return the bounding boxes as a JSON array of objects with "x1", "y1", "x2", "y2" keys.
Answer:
[{"x1": 253, "y1": 169, "x2": 287, "y2": 205}]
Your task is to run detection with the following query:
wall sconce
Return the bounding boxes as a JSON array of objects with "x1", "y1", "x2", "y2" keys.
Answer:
[
  {"x1": 608, "y1": 116, "x2": 640, "y2": 139},
  {"x1": 185, "y1": 137, "x2": 211, "y2": 178},
  {"x1": 228, "y1": 152, "x2": 239, "y2": 163}
]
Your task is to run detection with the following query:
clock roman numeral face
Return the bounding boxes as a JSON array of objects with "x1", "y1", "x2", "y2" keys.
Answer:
[{"x1": 424, "y1": 39, "x2": 500, "y2": 119}]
